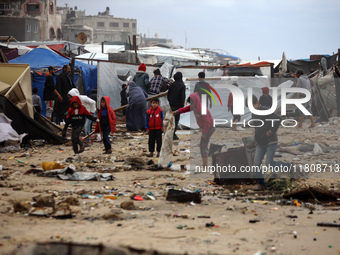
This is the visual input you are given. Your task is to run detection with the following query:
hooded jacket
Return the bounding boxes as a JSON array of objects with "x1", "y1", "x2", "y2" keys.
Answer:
[
  {"x1": 133, "y1": 72, "x2": 150, "y2": 93},
  {"x1": 145, "y1": 106, "x2": 164, "y2": 130},
  {"x1": 64, "y1": 96, "x2": 96, "y2": 130},
  {"x1": 95, "y1": 96, "x2": 117, "y2": 133},
  {"x1": 167, "y1": 73, "x2": 185, "y2": 109},
  {"x1": 177, "y1": 92, "x2": 214, "y2": 134},
  {"x1": 252, "y1": 105, "x2": 280, "y2": 146},
  {"x1": 68, "y1": 88, "x2": 96, "y2": 113}
]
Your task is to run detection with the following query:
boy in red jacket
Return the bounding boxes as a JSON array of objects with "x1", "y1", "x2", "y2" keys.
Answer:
[
  {"x1": 145, "y1": 98, "x2": 164, "y2": 157},
  {"x1": 95, "y1": 97, "x2": 117, "y2": 154},
  {"x1": 62, "y1": 96, "x2": 97, "y2": 154}
]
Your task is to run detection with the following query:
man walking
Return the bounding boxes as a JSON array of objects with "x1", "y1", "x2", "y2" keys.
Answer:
[
  {"x1": 55, "y1": 65, "x2": 76, "y2": 124},
  {"x1": 43, "y1": 66, "x2": 62, "y2": 121}
]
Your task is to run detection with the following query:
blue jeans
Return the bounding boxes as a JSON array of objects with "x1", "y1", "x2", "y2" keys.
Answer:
[
  {"x1": 254, "y1": 143, "x2": 291, "y2": 185},
  {"x1": 102, "y1": 124, "x2": 111, "y2": 150},
  {"x1": 84, "y1": 112, "x2": 96, "y2": 142}
]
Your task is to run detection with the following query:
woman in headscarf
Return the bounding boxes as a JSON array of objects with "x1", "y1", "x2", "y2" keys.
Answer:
[{"x1": 126, "y1": 81, "x2": 148, "y2": 131}]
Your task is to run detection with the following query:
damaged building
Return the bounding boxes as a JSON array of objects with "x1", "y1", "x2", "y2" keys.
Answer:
[
  {"x1": 58, "y1": 5, "x2": 137, "y2": 44},
  {"x1": 0, "y1": 0, "x2": 62, "y2": 41}
]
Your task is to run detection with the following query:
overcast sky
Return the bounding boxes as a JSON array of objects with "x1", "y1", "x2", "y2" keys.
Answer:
[{"x1": 57, "y1": 0, "x2": 340, "y2": 61}]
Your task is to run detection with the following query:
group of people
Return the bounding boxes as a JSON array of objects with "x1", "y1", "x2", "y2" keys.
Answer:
[{"x1": 33, "y1": 62, "x2": 315, "y2": 189}]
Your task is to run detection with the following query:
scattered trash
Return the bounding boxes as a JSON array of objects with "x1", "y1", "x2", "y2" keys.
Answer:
[
  {"x1": 249, "y1": 220, "x2": 260, "y2": 223},
  {"x1": 317, "y1": 222, "x2": 340, "y2": 228},
  {"x1": 166, "y1": 189, "x2": 201, "y2": 203},
  {"x1": 133, "y1": 196, "x2": 143, "y2": 201},
  {"x1": 41, "y1": 161, "x2": 63, "y2": 170}
]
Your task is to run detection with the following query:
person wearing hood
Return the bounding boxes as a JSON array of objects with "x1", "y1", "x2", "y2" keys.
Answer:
[
  {"x1": 126, "y1": 81, "x2": 148, "y2": 131},
  {"x1": 62, "y1": 96, "x2": 98, "y2": 154},
  {"x1": 132, "y1": 63, "x2": 150, "y2": 93},
  {"x1": 173, "y1": 92, "x2": 215, "y2": 168},
  {"x1": 95, "y1": 97, "x2": 117, "y2": 154},
  {"x1": 259, "y1": 87, "x2": 272, "y2": 108},
  {"x1": 68, "y1": 88, "x2": 96, "y2": 144},
  {"x1": 167, "y1": 72, "x2": 186, "y2": 140},
  {"x1": 295, "y1": 70, "x2": 315, "y2": 128}
]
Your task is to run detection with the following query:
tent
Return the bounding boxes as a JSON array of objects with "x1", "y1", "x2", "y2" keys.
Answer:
[{"x1": 9, "y1": 46, "x2": 97, "y2": 116}]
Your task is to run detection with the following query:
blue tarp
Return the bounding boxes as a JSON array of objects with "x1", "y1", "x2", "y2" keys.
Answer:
[{"x1": 9, "y1": 48, "x2": 97, "y2": 116}]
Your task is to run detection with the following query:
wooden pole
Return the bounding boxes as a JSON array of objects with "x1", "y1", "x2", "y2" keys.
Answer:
[{"x1": 133, "y1": 35, "x2": 139, "y2": 63}]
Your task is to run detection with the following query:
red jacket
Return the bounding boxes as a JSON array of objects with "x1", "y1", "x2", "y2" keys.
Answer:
[
  {"x1": 145, "y1": 106, "x2": 164, "y2": 130},
  {"x1": 95, "y1": 96, "x2": 117, "y2": 133},
  {"x1": 177, "y1": 92, "x2": 213, "y2": 134}
]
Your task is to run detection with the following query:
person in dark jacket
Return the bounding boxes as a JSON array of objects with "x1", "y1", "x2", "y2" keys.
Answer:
[
  {"x1": 247, "y1": 95, "x2": 291, "y2": 189},
  {"x1": 55, "y1": 65, "x2": 76, "y2": 124},
  {"x1": 62, "y1": 96, "x2": 97, "y2": 154},
  {"x1": 167, "y1": 72, "x2": 186, "y2": 140},
  {"x1": 43, "y1": 66, "x2": 61, "y2": 121},
  {"x1": 145, "y1": 98, "x2": 164, "y2": 157},
  {"x1": 259, "y1": 87, "x2": 273, "y2": 108},
  {"x1": 132, "y1": 63, "x2": 150, "y2": 93}
]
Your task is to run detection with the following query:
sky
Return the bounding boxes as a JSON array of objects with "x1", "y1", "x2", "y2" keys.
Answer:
[{"x1": 57, "y1": 0, "x2": 340, "y2": 61}]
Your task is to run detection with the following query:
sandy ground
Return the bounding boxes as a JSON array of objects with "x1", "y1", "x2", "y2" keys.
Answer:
[{"x1": 0, "y1": 120, "x2": 340, "y2": 255}]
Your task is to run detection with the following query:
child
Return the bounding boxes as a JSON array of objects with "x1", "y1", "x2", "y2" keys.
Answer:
[
  {"x1": 95, "y1": 97, "x2": 117, "y2": 154},
  {"x1": 32, "y1": 87, "x2": 42, "y2": 113},
  {"x1": 173, "y1": 92, "x2": 215, "y2": 168},
  {"x1": 62, "y1": 96, "x2": 97, "y2": 154},
  {"x1": 120, "y1": 84, "x2": 128, "y2": 116},
  {"x1": 259, "y1": 87, "x2": 273, "y2": 108},
  {"x1": 68, "y1": 88, "x2": 96, "y2": 144},
  {"x1": 145, "y1": 98, "x2": 164, "y2": 157}
]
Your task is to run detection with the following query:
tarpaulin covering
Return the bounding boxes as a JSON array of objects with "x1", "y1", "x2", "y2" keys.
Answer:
[
  {"x1": 0, "y1": 95, "x2": 64, "y2": 144},
  {"x1": 0, "y1": 113, "x2": 26, "y2": 152},
  {"x1": 274, "y1": 54, "x2": 338, "y2": 74},
  {"x1": 9, "y1": 47, "x2": 97, "y2": 116}
]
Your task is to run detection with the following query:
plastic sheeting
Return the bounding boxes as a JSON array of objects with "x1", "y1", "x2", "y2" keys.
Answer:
[
  {"x1": 97, "y1": 62, "x2": 172, "y2": 109},
  {"x1": 0, "y1": 113, "x2": 26, "y2": 152}
]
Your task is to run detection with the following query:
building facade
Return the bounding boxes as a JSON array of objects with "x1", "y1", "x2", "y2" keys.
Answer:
[
  {"x1": 58, "y1": 6, "x2": 137, "y2": 44},
  {"x1": 0, "y1": 0, "x2": 61, "y2": 41}
]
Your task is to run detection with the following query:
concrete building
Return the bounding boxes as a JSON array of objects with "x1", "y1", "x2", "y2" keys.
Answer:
[
  {"x1": 58, "y1": 6, "x2": 137, "y2": 44},
  {"x1": 0, "y1": 0, "x2": 62, "y2": 41}
]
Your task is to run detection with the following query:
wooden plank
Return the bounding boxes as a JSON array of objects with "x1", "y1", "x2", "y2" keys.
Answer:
[{"x1": 113, "y1": 91, "x2": 168, "y2": 112}]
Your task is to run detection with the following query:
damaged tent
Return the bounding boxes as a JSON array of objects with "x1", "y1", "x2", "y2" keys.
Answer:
[
  {"x1": 9, "y1": 46, "x2": 97, "y2": 116},
  {"x1": 0, "y1": 63, "x2": 64, "y2": 144},
  {"x1": 0, "y1": 95, "x2": 64, "y2": 144}
]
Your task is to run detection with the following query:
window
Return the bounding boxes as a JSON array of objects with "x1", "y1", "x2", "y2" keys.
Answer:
[
  {"x1": 27, "y1": 3, "x2": 40, "y2": 14},
  {"x1": 27, "y1": 24, "x2": 31, "y2": 32},
  {"x1": 49, "y1": 2, "x2": 54, "y2": 13},
  {"x1": 0, "y1": 4, "x2": 10, "y2": 10},
  {"x1": 97, "y1": 22, "x2": 105, "y2": 28},
  {"x1": 123, "y1": 23, "x2": 129, "y2": 28},
  {"x1": 34, "y1": 24, "x2": 38, "y2": 33},
  {"x1": 132, "y1": 23, "x2": 136, "y2": 28},
  {"x1": 109, "y1": 22, "x2": 119, "y2": 28}
]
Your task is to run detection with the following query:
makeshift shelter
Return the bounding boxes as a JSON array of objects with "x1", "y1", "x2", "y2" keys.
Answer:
[
  {"x1": 274, "y1": 54, "x2": 338, "y2": 74},
  {"x1": 0, "y1": 95, "x2": 64, "y2": 144},
  {"x1": 9, "y1": 46, "x2": 97, "y2": 116},
  {"x1": 0, "y1": 63, "x2": 34, "y2": 118}
]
